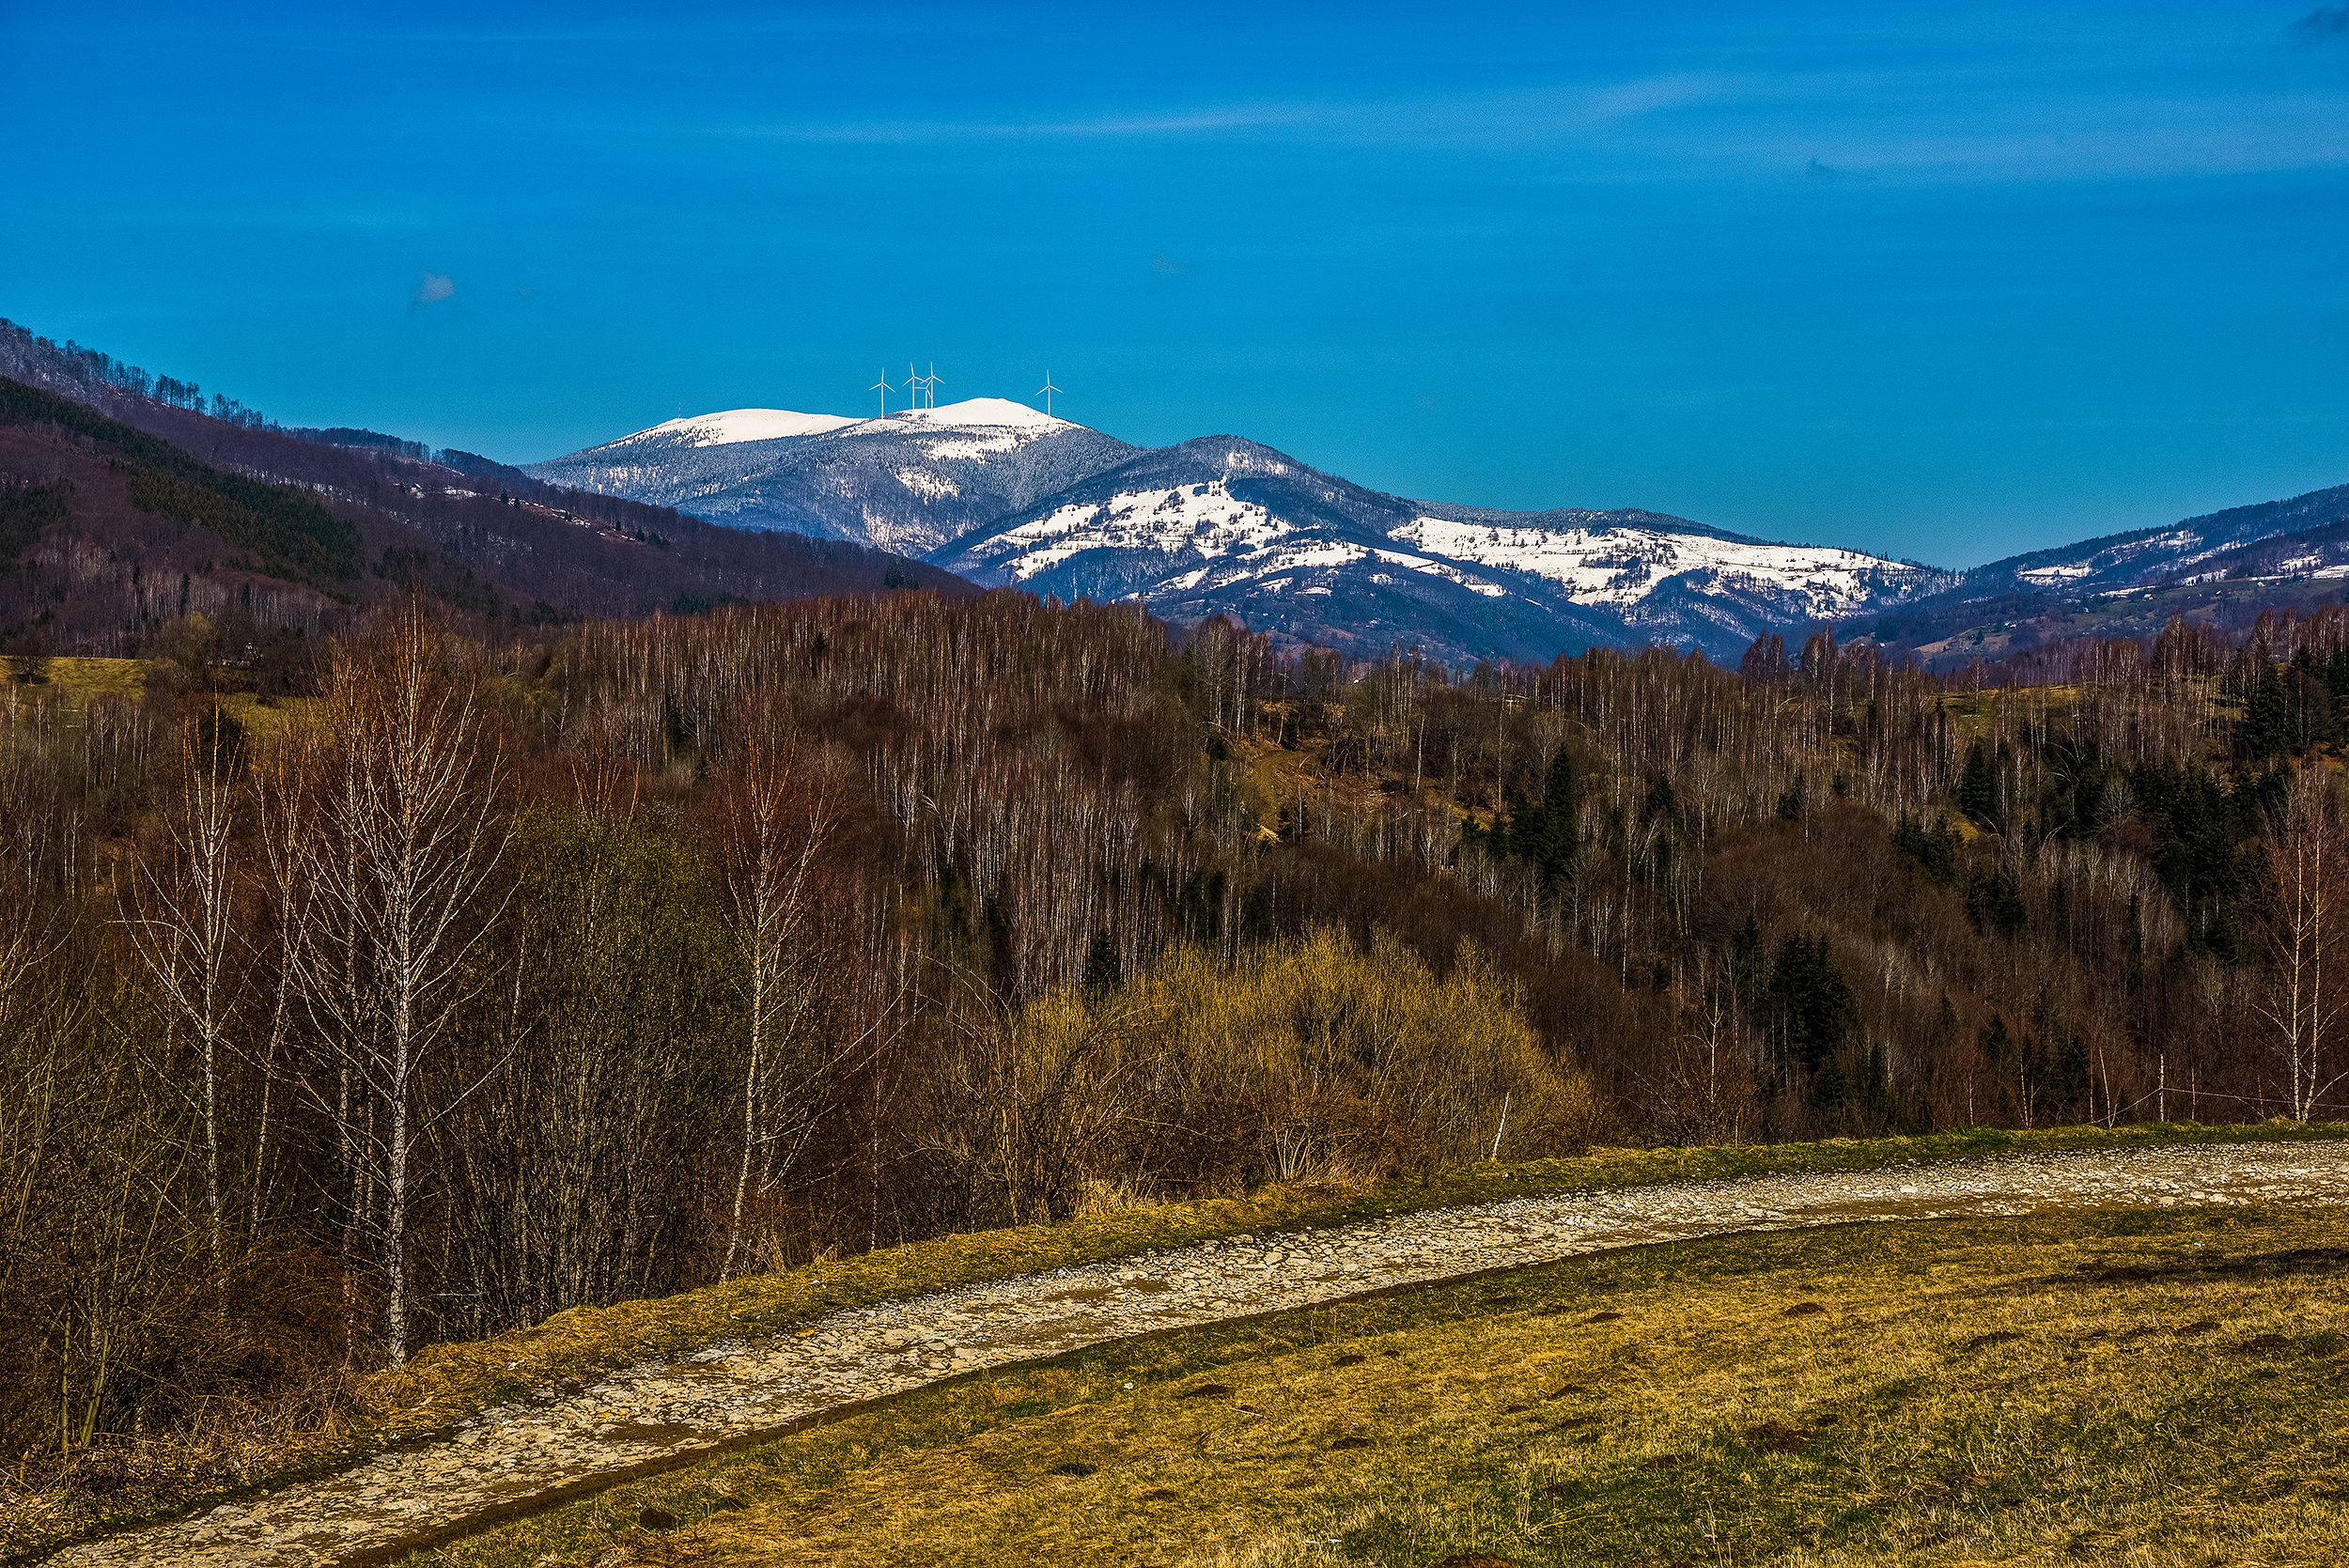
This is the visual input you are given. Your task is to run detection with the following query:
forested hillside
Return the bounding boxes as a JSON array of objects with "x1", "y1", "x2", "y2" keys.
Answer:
[
  {"x1": 0, "y1": 321, "x2": 968, "y2": 661},
  {"x1": 7, "y1": 577, "x2": 2349, "y2": 1528}
]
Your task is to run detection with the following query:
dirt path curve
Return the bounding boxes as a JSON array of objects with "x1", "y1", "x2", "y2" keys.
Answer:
[{"x1": 55, "y1": 1141, "x2": 2349, "y2": 1568}]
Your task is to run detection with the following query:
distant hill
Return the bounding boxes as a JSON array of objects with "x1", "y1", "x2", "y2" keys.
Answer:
[
  {"x1": 550, "y1": 407, "x2": 1945, "y2": 662},
  {"x1": 1850, "y1": 482, "x2": 2349, "y2": 668},
  {"x1": 0, "y1": 319, "x2": 970, "y2": 659},
  {"x1": 18, "y1": 314, "x2": 2345, "y2": 670}
]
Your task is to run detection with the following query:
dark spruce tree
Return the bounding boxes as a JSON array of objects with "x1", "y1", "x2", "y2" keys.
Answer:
[
  {"x1": 1958, "y1": 741, "x2": 1997, "y2": 825},
  {"x1": 2246, "y1": 661, "x2": 2290, "y2": 758},
  {"x1": 1510, "y1": 748, "x2": 1580, "y2": 887},
  {"x1": 1770, "y1": 933, "x2": 1856, "y2": 1075},
  {"x1": 1081, "y1": 930, "x2": 1122, "y2": 999}
]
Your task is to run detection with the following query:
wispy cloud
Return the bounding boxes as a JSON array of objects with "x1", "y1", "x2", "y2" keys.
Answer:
[
  {"x1": 411, "y1": 271, "x2": 455, "y2": 309},
  {"x1": 712, "y1": 75, "x2": 1733, "y2": 151},
  {"x1": 666, "y1": 61, "x2": 2349, "y2": 189}
]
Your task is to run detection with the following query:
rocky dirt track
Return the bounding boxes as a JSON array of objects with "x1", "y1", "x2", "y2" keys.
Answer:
[{"x1": 53, "y1": 1140, "x2": 2349, "y2": 1568}]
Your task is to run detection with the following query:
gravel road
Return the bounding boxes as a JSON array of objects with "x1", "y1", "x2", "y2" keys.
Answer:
[{"x1": 53, "y1": 1140, "x2": 2349, "y2": 1568}]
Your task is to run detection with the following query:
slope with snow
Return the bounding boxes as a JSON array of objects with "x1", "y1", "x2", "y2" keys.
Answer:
[
  {"x1": 629, "y1": 408, "x2": 863, "y2": 446},
  {"x1": 1959, "y1": 483, "x2": 2349, "y2": 599},
  {"x1": 933, "y1": 433, "x2": 1947, "y2": 661},
  {"x1": 526, "y1": 398, "x2": 1137, "y2": 556},
  {"x1": 1858, "y1": 480, "x2": 2349, "y2": 664},
  {"x1": 521, "y1": 396, "x2": 2068, "y2": 664},
  {"x1": 1395, "y1": 508, "x2": 1944, "y2": 623}
]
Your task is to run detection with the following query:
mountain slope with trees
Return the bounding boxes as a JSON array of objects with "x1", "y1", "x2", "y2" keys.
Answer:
[
  {"x1": 8, "y1": 313, "x2": 2349, "y2": 1555},
  {"x1": 9, "y1": 582, "x2": 2349, "y2": 1542},
  {"x1": 0, "y1": 320, "x2": 970, "y2": 662}
]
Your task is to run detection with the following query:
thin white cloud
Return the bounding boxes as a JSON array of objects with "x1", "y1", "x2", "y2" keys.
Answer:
[
  {"x1": 412, "y1": 271, "x2": 456, "y2": 307},
  {"x1": 712, "y1": 75, "x2": 1735, "y2": 150},
  {"x1": 690, "y1": 64, "x2": 2349, "y2": 186}
]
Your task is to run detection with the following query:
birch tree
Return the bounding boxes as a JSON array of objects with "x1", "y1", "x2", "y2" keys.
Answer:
[
  {"x1": 716, "y1": 699, "x2": 838, "y2": 1282},
  {"x1": 118, "y1": 711, "x2": 241, "y2": 1275},
  {"x1": 277, "y1": 609, "x2": 509, "y2": 1365},
  {"x1": 2258, "y1": 766, "x2": 2348, "y2": 1122}
]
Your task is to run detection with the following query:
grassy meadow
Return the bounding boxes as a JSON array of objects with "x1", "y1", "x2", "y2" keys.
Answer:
[
  {"x1": 398, "y1": 1199, "x2": 2349, "y2": 1568},
  {"x1": 3, "y1": 652, "x2": 298, "y2": 737},
  {"x1": 357, "y1": 1122, "x2": 2342, "y2": 1442}
]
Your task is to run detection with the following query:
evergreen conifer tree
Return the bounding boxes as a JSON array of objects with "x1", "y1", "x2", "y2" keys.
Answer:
[
  {"x1": 2247, "y1": 662, "x2": 2290, "y2": 757},
  {"x1": 1520, "y1": 748, "x2": 1579, "y2": 886},
  {"x1": 1958, "y1": 740, "x2": 1997, "y2": 823},
  {"x1": 1081, "y1": 930, "x2": 1121, "y2": 998}
]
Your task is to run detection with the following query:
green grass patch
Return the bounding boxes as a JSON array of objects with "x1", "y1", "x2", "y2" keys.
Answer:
[
  {"x1": 398, "y1": 1200, "x2": 2349, "y2": 1568},
  {"x1": 361, "y1": 1122, "x2": 2348, "y2": 1444},
  {"x1": 14, "y1": 1123, "x2": 2344, "y2": 1563},
  {"x1": 4, "y1": 654, "x2": 148, "y2": 715}
]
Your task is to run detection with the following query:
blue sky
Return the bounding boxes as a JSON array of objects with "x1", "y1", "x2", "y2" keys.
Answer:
[{"x1": 4, "y1": 1, "x2": 2345, "y2": 567}]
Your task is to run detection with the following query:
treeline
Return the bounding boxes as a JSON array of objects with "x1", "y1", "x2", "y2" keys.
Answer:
[
  {"x1": 0, "y1": 318, "x2": 270, "y2": 427},
  {"x1": 5, "y1": 587, "x2": 2348, "y2": 1493}
]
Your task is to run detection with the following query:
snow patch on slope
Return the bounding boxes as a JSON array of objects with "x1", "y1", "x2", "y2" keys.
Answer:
[
  {"x1": 859, "y1": 397, "x2": 1071, "y2": 434},
  {"x1": 896, "y1": 468, "x2": 959, "y2": 501},
  {"x1": 957, "y1": 480, "x2": 1289, "y2": 581},
  {"x1": 631, "y1": 409, "x2": 861, "y2": 446},
  {"x1": 1392, "y1": 515, "x2": 1914, "y2": 613}
]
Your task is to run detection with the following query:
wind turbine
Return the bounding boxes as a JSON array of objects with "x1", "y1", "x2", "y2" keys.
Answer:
[
  {"x1": 1037, "y1": 370, "x2": 1063, "y2": 417},
  {"x1": 923, "y1": 362, "x2": 943, "y2": 411},
  {"x1": 868, "y1": 369, "x2": 895, "y2": 420}
]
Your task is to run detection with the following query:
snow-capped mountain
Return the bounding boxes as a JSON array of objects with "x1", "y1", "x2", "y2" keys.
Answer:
[
  {"x1": 1849, "y1": 480, "x2": 2349, "y2": 666},
  {"x1": 1959, "y1": 482, "x2": 2349, "y2": 598},
  {"x1": 526, "y1": 397, "x2": 1137, "y2": 556},
  {"x1": 533, "y1": 398, "x2": 1954, "y2": 661},
  {"x1": 936, "y1": 437, "x2": 1947, "y2": 663},
  {"x1": 933, "y1": 436, "x2": 1610, "y2": 661}
]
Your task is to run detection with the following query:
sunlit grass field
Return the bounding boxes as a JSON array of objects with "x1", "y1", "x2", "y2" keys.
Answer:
[
  {"x1": 3, "y1": 654, "x2": 148, "y2": 711},
  {"x1": 21, "y1": 1126, "x2": 2345, "y2": 1562},
  {"x1": 402, "y1": 1202, "x2": 2349, "y2": 1568},
  {"x1": 2, "y1": 654, "x2": 301, "y2": 737},
  {"x1": 358, "y1": 1124, "x2": 2341, "y2": 1444}
]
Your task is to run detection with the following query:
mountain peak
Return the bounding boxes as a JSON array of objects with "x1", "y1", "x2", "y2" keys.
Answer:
[
  {"x1": 857, "y1": 396, "x2": 1075, "y2": 434},
  {"x1": 1167, "y1": 434, "x2": 1310, "y2": 479},
  {"x1": 526, "y1": 394, "x2": 1136, "y2": 558},
  {"x1": 628, "y1": 408, "x2": 862, "y2": 447}
]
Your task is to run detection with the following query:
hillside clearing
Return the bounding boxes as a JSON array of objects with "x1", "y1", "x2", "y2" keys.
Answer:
[
  {"x1": 399, "y1": 1203, "x2": 2349, "y2": 1568},
  {"x1": 37, "y1": 1129, "x2": 2349, "y2": 1567}
]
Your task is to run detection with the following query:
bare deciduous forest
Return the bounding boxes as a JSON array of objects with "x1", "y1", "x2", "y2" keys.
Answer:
[{"x1": 6, "y1": 584, "x2": 2349, "y2": 1496}]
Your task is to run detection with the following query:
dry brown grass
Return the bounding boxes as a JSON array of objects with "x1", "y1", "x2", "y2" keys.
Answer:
[
  {"x1": 17, "y1": 1125, "x2": 2346, "y2": 1563},
  {"x1": 404, "y1": 1203, "x2": 2349, "y2": 1568}
]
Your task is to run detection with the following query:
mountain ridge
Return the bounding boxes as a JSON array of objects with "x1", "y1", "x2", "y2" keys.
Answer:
[
  {"x1": 538, "y1": 404, "x2": 1957, "y2": 662},
  {"x1": 932, "y1": 432, "x2": 1952, "y2": 662},
  {"x1": 14, "y1": 312, "x2": 2346, "y2": 669},
  {"x1": 525, "y1": 397, "x2": 1139, "y2": 556}
]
